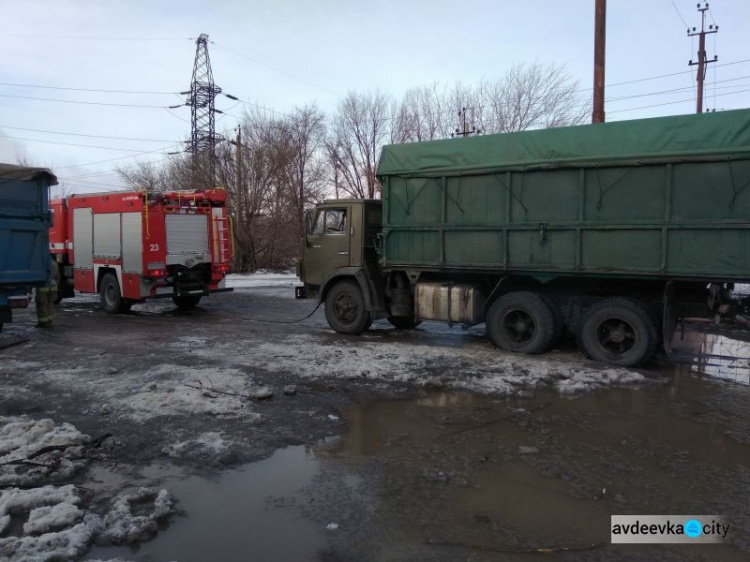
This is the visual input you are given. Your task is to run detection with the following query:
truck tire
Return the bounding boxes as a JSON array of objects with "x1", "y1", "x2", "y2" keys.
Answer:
[
  {"x1": 325, "y1": 280, "x2": 370, "y2": 335},
  {"x1": 541, "y1": 295, "x2": 565, "y2": 346},
  {"x1": 99, "y1": 273, "x2": 128, "y2": 314},
  {"x1": 388, "y1": 315, "x2": 421, "y2": 330},
  {"x1": 173, "y1": 296, "x2": 202, "y2": 311},
  {"x1": 577, "y1": 297, "x2": 659, "y2": 367},
  {"x1": 486, "y1": 292, "x2": 556, "y2": 354}
]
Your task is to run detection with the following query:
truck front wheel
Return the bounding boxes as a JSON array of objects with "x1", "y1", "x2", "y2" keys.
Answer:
[
  {"x1": 325, "y1": 280, "x2": 370, "y2": 335},
  {"x1": 99, "y1": 273, "x2": 128, "y2": 314},
  {"x1": 577, "y1": 298, "x2": 659, "y2": 367},
  {"x1": 486, "y1": 292, "x2": 556, "y2": 354}
]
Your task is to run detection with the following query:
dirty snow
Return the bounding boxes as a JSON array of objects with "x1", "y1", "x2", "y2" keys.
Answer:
[
  {"x1": 0, "y1": 417, "x2": 90, "y2": 487},
  {"x1": 98, "y1": 487, "x2": 173, "y2": 546},
  {"x1": 23, "y1": 502, "x2": 84, "y2": 535},
  {"x1": 175, "y1": 332, "x2": 654, "y2": 396},
  {"x1": 118, "y1": 365, "x2": 263, "y2": 422},
  {"x1": 0, "y1": 416, "x2": 174, "y2": 561},
  {"x1": 161, "y1": 431, "x2": 230, "y2": 459},
  {"x1": 226, "y1": 270, "x2": 298, "y2": 289}
]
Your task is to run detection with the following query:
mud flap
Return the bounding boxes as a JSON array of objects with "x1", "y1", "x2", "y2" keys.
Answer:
[{"x1": 662, "y1": 281, "x2": 676, "y2": 355}]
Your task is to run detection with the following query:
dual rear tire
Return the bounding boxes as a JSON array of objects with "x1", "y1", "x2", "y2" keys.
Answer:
[{"x1": 486, "y1": 292, "x2": 659, "y2": 367}]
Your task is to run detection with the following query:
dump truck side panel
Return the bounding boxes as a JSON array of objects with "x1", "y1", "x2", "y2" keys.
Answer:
[{"x1": 378, "y1": 110, "x2": 750, "y2": 282}]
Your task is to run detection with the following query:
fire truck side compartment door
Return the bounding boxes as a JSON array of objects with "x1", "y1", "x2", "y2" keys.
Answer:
[
  {"x1": 72, "y1": 207, "x2": 93, "y2": 268},
  {"x1": 93, "y1": 213, "x2": 122, "y2": 259},
  {"x1": 122, "y1": 212, "x2": 142, "y2": 273},
  {"x1": 165, "y1": 214, "x2": 209, "y2": 266}
]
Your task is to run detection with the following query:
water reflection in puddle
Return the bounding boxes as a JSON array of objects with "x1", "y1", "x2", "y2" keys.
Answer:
[
  {"x1": 88, "y1": 446, "x2": 328, "y2": 562},
  {"x1": 671, "y1": 324, "x2": 750, "y2": 385}
]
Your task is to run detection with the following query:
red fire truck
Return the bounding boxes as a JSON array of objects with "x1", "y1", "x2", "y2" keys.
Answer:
[{"x1": 49, "y1": 188, "x2": 233, "y2": 313}]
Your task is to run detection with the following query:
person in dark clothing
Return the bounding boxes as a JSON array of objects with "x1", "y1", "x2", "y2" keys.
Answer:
[{"x1": 36, "y1": 258, "x2": 59, "y2": 327}]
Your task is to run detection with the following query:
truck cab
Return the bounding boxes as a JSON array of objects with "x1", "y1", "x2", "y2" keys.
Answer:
[{"x1": 298, "y1": 199, "x2": 385, "y2": 329}]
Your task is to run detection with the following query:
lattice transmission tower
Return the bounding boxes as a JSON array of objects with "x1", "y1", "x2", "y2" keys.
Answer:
[{"x1": 182, "y1": 33, "x2": 223, "y2": 184}]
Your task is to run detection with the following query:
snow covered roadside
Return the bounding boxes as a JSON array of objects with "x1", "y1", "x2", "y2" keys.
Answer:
[
  {"x1": 225, "y1": 270, "x2": 298, "y2": 289},
  {"x1": 0, "y1": 417, "x2": 174, "y2": 562}
]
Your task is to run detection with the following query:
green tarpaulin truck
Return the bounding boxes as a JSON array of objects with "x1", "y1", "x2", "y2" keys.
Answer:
[{"x1": 297, "y1": 109, "x2": 750, "y2": 367}]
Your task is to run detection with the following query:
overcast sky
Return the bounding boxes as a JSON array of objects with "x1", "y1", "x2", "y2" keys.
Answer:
[{"x1": 2, "y1": 0, "x2": 749, "y2": 193}]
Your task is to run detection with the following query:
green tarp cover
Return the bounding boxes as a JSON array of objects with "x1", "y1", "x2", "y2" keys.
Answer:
[{"x1": 377, "y1": 109, "x2": 750, "y2": 178}]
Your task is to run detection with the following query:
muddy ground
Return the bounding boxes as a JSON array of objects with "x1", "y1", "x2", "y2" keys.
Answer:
[{"x1": 0, "y1": 273, "x2": 748, "y2": 561}]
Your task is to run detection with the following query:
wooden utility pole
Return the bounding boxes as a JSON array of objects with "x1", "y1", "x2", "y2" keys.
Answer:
[
  {"x1": 592, "y1": 0, "x2": 606, "y2": 123},
  {"x1": 688, "y1": 2, "x2": 718, "y2": 114},
  {"x1": 451, "y1": 107, "x2": 480, "y2": 138},
  {"x1": 229, "y1": 126, "x2": 243, "y2": 270},
  {"x1": 233, "y1": 127, "x2": 243, "y2": 231}
]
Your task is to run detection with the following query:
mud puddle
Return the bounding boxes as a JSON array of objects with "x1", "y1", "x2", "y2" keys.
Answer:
[
  {"x1": 671, "y1": 322, "x2": 750, "y2": 385},
  {"x1": 87, "y1": 446, "x2": 329, "y2": 562},
  {"x1": 88, "y1": 371, "x2": 749, "y2": 561}
]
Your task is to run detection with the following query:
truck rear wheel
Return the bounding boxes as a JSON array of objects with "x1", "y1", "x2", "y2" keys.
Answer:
[
  {"x1": 577, "y1": 298, "x2": 659, "y2": 367},
  {"x1": 486, "y1": 292, "x2": 556, "y2": 354},
  {"x1": 325, "y1": 280, "x2": 370, "y2": 335},
  {"x1": 99, "y1": 273, "x2": 128, "y2": 314},
  {"x1": 173, "y1": 296, "x2": 202, "y2": 310},
  {"x1": 388, "y1": 315, "x2": 421, "y2": 330}
]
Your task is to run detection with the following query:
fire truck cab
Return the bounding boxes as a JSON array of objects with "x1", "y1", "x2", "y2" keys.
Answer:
[{"x1": 50, "y1": 188, "x2": 233, "y2": 313}]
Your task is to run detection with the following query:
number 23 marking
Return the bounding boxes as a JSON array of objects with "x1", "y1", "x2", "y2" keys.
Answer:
[{"x1": 149, "y1": 244, "x2": 160, "y2": 252}]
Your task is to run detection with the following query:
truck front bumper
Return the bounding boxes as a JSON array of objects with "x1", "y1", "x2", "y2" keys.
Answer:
[{"x1": 150, "y1": 287, "x2": 234, "y2": 299}]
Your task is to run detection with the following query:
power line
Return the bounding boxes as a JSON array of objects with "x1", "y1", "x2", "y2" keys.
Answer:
[
  {"x1": 0, "y1": 33, "x2": 191, "y2": 41},
  {"x1": 0, "y1": 93, "x2": 168, "y2": 108},
  {"x1": 54, "y1": 146, "x2": 180, "y2": 170},
  {"x1": 0, "y1": 135, "x2": 159, "y2": 152},
  {"x1": 210, "y1": 41, "x2": 341, "y2": 97},
  {"x1": 609, "y1": 87, "x2": 750, "y2": 114},
  {"x1": 0, "y1": 124, "x2": 174, "y2": 143},
  {"x1": 608, "y1": 76, "x2": 750, "y2": 102},
  {"x1": 578, "y1": 58, "x2": 749, "y2": 92},
  {"x1": 0, "y1": 81, "x2": 177, "y2": 95},
  {"x1": 669, "y1": 0, "x2": 690, "y2": 29}
]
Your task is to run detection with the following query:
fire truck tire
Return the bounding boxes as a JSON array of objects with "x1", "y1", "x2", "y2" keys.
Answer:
[
  {"x1": 99, "y1": 273, "x2": 125, "y2": 315},
  {"x1": 173, "y1": 296, "x2": 202, "y2": 311}
]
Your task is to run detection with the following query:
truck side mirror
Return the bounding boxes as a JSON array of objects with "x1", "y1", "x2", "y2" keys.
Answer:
[{"x1": 304, "y1": 211, "x2": 313, "y2": 236}]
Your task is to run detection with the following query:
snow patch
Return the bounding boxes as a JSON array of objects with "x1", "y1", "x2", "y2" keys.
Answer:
[
  {"x1": 0, "y1": 515, "x2": 103, "y2": 562},
  {"x1": 180, "y1": 333, "x2": 655, "y2": 396},
  {"x1": 161, "y1": 431, "x2": 231, "y2": 458},
  {"x1": 120, "y1": 365, "x2": 261, "y2": 421},
  {"x1": 23, "y1": 502, "x2": 84, "y2": 535},
  {"x1": 98, "y1": 487, "x2": 173, "y2": 546},
  {"x1": 226, "y1": 270, "x2": 298, "y2": 289},
  {"x1": 0, "y1": 417, "x2": 90, "y2": 487}
]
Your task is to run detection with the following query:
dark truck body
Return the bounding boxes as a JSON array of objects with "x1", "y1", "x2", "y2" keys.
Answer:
[
  {"x1": 0, "y1": 164, "x2": 56, "y2": 330},
  {"x1": 299, "y1": 110, "x2": 750, "y2": 367}
]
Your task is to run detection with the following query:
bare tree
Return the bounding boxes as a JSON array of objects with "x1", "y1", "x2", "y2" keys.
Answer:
[
  {"x1": 114, "y1": 63, "x2": 588, "y2": 271},
  {"x1": 287, "y1": 104, "x2": 326, "y2": 238},
  {"x1": 479, "y1": 62, "x2": 589, "y2": 133},
  {"x1": 326, "y1": 90, "x2": 392, "y2": 199}
]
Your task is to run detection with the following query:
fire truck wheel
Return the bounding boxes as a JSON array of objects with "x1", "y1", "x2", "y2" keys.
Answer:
[
  {"x1": 172, "y1": 296, "x2": 202, "y2": 311},
  {"x1": 99, "y1": 273, "x2": 124, "y2": 315},
  {"x1": 325, "y1": 279, "x2": 370, "y2": 335}
]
